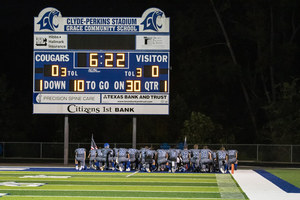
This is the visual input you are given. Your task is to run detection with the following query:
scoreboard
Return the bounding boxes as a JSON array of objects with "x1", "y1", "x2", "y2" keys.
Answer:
[{"x1": 33, "y1": 7, "x2": 170, "y2": 114}]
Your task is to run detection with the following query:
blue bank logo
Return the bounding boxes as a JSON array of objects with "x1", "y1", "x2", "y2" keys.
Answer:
[
  {"x1": 141, "y1": 8, "x2": 165, "y2": 31},
  {"x1": 37, "y1": 8, "x2": 60, "y2": 31}
]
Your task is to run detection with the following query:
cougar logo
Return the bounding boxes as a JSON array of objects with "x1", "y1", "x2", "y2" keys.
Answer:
[
  {"x1": 37, "y1": 9, "x2": 60, "y2": 31},
  {"x1": 141, "y1": 10, "x2": 164, "y2": 31}
]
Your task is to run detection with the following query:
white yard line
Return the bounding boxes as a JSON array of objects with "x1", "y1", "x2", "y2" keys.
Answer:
[
  {"x1": 126, "y1": 170, "x2": 140, "y2": 177},
  {"x1": 0, "y1": 167, "x2": 29, "y2": 171},
  {"x1": 9, "y1": 195, "x2": 222, "y2": 199},
  {"x1": 232, "y1": 170, "x2": 300, "y2": 200}
]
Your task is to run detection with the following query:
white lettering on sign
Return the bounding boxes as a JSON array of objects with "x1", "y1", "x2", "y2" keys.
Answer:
[
  {"x1": 35, "y1": 54, "x2": 70, "y2": 62},
  {"x1": 44, "y1": 81, "x2": 66, "y2": 90},
  {"x1": 136, "y1": 54, "x2": 168, "y2": 63},
  {"x1": 35, "y1": 94, "x2": 100, "y2": 103}
]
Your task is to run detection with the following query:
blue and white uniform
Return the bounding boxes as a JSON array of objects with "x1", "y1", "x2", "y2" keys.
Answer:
[
  {"x1": 139, "y1": 148, "x2": 147, "y2": 167},
  {"x1": 117, "y1": 148, "x2": 130, "y2": 171},
  {"x1": 200, "y1": 149, "x2": 212, "y2": 172},
  {"x1": 228, "y1": 150, "x2": 238, "y2": 170},
  {"x1": 211, "y1": 151, "x2": 217, "y2": 172},
  {"x1": 190, "y1": 149, "x2": 201, "y2": 170},
  {"x1": 180, "y1": 149, "x2": 190, "y2": 163},
  {"x1": 217, "y1": 150, "x2": 228, "y2": 173},
  {"x1": 168, "y1": 149, "x2": 180, "y2": 172},
  {"x1": 75, "y1": 148, "x2": 86, "y2": 170},
  {"x1": 157, "y1": 149, "x2": 168, "y2": 165},
  {"x1": 145, "y1": 149, "x2": 155, "y2": 172},
  {"x1": 99, "y1": 147, "x2": 113, "y2": 170},
  {"x1": 89, "y1": 149, "x2": 97, "y2": 169},
  {"x1": 75, "y1": 148, "x2": 86, "y2": 162},
  {"x1": 128, "y1": 148, "x2": 138, "y2": 170},
  {"x1": 179, "y1": 149, "x2": 190, "y2": 172}
]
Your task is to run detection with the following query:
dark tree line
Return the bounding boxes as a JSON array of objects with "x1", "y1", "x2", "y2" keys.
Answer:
[{"x1": 1, "y1": 0, "x2": 300, "y2": 144}]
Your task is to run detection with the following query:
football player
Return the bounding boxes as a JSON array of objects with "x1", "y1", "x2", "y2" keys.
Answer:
[
  {"x1": 88, "y1": 148, "x2": 97, "y2": 170},
  {"x1": 179, "y1": 145, "x2": 191, "y2": 172},
  {"x1": 156, "y1": 148, "x2": 170, "y2": 172},
  {"x1": 128, "y1": 148, "x2": 139, "y2": 170},
  {"x1": 99, "y1": 143, "x2": 113, "y2": 171},
  {"x1": 228, "y1": 149, "x2": 238, "y2": 170},
  {"x1": 117, "y1": 148, "x2": 130, "y2": 172},
  {"x1": 200, "y1": 146, "x2": 213, "y2": 172},
  {"x1": 216, "y1": 147, "x2": 228, "y2": 173},
  {"x1": 168, "y1": 148, "x2": 180, "y2": 172},
  {"x1": 75, "y1": 148, "x2": 86, "y2": 170},
  {"x1": 190, "y1": 144, "x2": 201, "y2": 172}
]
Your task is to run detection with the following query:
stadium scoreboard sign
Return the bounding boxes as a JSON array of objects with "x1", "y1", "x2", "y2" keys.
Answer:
[{"x1": 33, "y1": 7, "x2": 170, "y2": 115}]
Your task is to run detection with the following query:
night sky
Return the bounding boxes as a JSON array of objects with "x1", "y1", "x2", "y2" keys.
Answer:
[{"x1": 1, "y1": 0, "x2": 300, "y2": 144}]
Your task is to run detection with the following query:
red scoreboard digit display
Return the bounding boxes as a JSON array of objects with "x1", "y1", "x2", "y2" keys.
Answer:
[{"x1": 33, "y1": 7, "x2": 170, "y2": 115}]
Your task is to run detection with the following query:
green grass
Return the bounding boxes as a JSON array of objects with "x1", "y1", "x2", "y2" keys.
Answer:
[
  {"x1": 0, "y1": 171, "x2": 248, "y2": 200},
  {"x1": 266, "y1": 168, "x2": 300, "y2": 188}
]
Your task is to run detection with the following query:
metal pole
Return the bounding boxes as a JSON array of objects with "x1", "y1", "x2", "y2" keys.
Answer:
[
  {"x1": 64, "y1": 115, "x2": 69, "y2": 165},
  {"x1": 2, "y1": 142, "x2": 4, "y2": 158},
  {"x1": 132, "y1": 116, "x2": 137, "y2": 149},
  {"x1": 40, "y1": 142, "x2": 43, "y2": 158},
  {"x1": 291, "y1": 145, "x2": 293, "y2": 163},
  {"x1": 256, "y1": 144, "x2": 259, "y2": 162}
]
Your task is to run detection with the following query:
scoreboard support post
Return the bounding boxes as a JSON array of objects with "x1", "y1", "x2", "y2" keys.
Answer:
[
  {"x1": 64, "y1": 115, "x2": 69, "y2": 165},
  {"x1": 132, "y1": 116, "x2": 137, "y2": 149}
]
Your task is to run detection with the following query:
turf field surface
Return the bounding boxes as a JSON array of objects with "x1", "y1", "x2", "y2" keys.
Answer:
[
  {"x1": 0, "y1": 170, "x2": 248, "y2": 200},
  {"x1": 266, "y1": 168, "x2": 300, "y2": 188}
]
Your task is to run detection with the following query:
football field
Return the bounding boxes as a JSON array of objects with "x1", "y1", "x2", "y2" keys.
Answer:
[{"x1": 0, "y1": 170, "x2": 248, "y2": 200}]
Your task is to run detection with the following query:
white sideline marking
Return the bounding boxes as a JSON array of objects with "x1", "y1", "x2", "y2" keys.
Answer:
[
  {"x1": 20, "y1": 175, "x2": 71, "y2": 179},
  {"x1": 232, "y1": 170, "x2": 300, "y2": 200},
  {"x1": 0, "y1": 193, "x2": 8, "y2": 197},
  {"x1": 126, "y1": 170, "x2": 139, "y2": 177},
  {"x1": 0, "y1": 182, "x2": 45, "y2": 187},
  {"x1": 10, "y1": 196, "x2": 222, "y2": 199},
  {"x1": 0, "y1": 167, "x2": 28, "y2": 171}
]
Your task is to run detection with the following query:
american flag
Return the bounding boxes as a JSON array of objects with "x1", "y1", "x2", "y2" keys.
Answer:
[
  {"x1": 91, "y1": 134, "x2": 98, "y2": 150},
  {"x1": 184, "y1": 136, "x2": 187, "y2": 147}
]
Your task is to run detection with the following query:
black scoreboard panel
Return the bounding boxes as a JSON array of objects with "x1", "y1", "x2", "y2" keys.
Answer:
[{"x1": 68, "y1": 35, "x2": 135, "y2": 50}]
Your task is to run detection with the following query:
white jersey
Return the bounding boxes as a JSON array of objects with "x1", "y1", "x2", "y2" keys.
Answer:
[
  {"x1": 200, "y1": 149, "x2": 211, "y2": 159},
  {"x1": 118, "y1": 148, "x2": 128, "y2": 158},
  {"x1": 157, "y1": 149, "x2": 168, "y2": 159},
  {"x1": 217, "y1": 150, "x2": 228, "y2": 160},
  {"x1": 75, "y1": 148, "x2": 86, "y2": 158}
]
